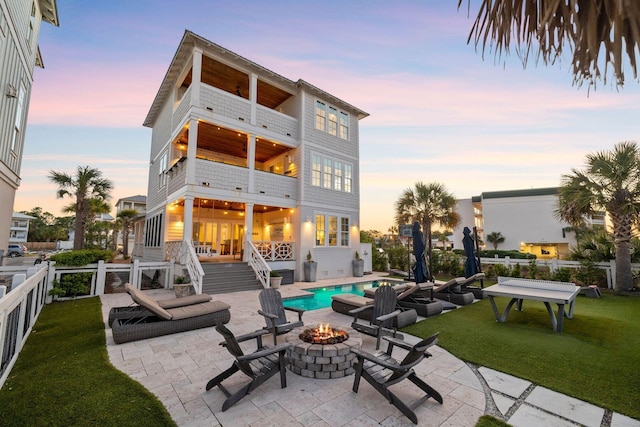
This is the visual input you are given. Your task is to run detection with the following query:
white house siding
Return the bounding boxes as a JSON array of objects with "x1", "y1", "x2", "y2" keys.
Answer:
[
  {"x1": 172, "y1": 85, "x2": 192, "y2": 129},
  {"x1": 255, "y1": 104, "x2": 298, "y2": 139},
  {"x1": 253, "y1": 170, "x2": 297, "y2": 199},
  {"x1": 0, "y1": 0, "x2": 56, "y2": 253},
  {"x1": 200, "y1": 85, "x2": 251, "y2": 124}
]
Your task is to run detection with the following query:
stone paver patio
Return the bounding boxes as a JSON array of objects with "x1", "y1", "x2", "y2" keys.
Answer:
[{"x1": 101, "y1": 275, "x2": 640, "y2": 427}]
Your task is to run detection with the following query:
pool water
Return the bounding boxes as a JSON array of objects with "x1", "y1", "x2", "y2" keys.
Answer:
[{"x1": 282, "y1": 279, "x2": 404, "y2": 311}]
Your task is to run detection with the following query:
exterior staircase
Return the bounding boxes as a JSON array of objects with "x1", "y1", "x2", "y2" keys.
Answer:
[{"x1": 200, "y1": 262, "x2": 263, "y2": 294}]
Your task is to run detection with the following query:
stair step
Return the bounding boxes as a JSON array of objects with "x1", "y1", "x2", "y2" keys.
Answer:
[{"x1": 200, "y1": 262, "x2": 264, "y2": 294}]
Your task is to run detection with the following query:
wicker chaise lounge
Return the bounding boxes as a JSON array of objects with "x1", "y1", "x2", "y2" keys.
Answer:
[
  {"x1": 111, "y1": 285, "x2": 231, "y2": 344},
  {"x1": 363, "y1": 283, "x2": 443, "y2": 318},
  {"x1": 432, "y1": 277, "x2": 475, "y2": 307},
  {"x1": 108, "y1": 284, "x2": 213, "y2": 326}
]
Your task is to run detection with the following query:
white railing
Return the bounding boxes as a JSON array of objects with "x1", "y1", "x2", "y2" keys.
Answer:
[
  {"x1": 0, "y1": 264, "x2": 48, "y2": 389},
  {"x1": 254, "y1": 241, "x2": 295, "y2": 261},
  {"x1": 47, "y1": 260, "x2": 174, "y2": 296},
  {"x1": 246, "y1": 241, "x2": 270, "y2": 288},
  {"x1": 478, "y1": 257, "x2": 631, "y2": 289},
  {"x1": 164, "y1": 240, "x2": 204, "y2": 294}
]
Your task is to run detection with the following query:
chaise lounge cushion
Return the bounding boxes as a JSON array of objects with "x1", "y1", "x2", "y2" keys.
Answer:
[
  {"x1": 168, "y1": 300, "x2": 231, "y2": 320},
  {"x1": 158, "y1": 293, "x2": 211, "y2": 309}
]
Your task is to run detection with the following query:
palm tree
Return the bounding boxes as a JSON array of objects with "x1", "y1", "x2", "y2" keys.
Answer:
[
  {"x1": 459, "y1": 0, "x2": 640, "y2": 88},
  {"x1": 117, "y1": 209, "x2": 139, "y2": 257},
  {"x1": 556, "y1": 141, "x2": 640, "y2": 292},
  {"x1": 486, "y1": 231, "x2": 505, "y2": 250},
  {"x1": 48, "y1": 166, "x2": 113, "y2": 250},
  {"x1": 395, "y1": 182, "x2": 460, "y2": 279}
]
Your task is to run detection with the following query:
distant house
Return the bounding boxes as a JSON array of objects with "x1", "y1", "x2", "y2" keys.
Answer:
[
  {"x1": 115, "y1": 195, "x2": 146, "y2": 256},
  {"x1": 0, "y1": 0, "x2": 59, "y2": 257},
  {"x1": 9, "y1": 212, "x2": 35, "y2": 243},
  {"x1": 141, "y1": 31, "x2": 368, "y2": 281},
  {"x1": 452, "y1": 187, "x2": 599, "y2": 260}
]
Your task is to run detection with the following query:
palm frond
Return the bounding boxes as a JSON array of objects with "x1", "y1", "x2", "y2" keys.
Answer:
[{"x1": 460, "y1": 0, "x2": 640, "y2": 88}]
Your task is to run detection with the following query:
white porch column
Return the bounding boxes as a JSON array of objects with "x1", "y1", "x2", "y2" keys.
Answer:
[
  {"x1": 250, "y1": 73, "x2": 257, "y2": 124},
  {"x1": 247, "y1": 134, "x2": 256, "y2": 192},
  {"x1": 191, "y1": 48, "x2": 202, "y2": 107},
  {"x1": 244, "y1": 202, "x2": 254, "y2": 261},
  {"x1": 186, "y1": 118, "x2": 198, "y2": 184},
  {"x1": 183, "y1": 195, "x2": 194, "y2": 243}
]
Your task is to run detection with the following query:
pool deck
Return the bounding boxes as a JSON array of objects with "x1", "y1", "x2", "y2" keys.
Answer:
[{"x1": 101, "y1": 273, "x2": 640, "y2": 427}]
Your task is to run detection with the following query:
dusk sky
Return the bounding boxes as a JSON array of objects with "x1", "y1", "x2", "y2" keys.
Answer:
[{"x1": 14, "y1": 0, "x2": 640, "y2": 232}]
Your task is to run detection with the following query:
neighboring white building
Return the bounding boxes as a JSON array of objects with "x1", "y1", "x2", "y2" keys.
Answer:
[
  {"x1": 115, "y1": 195, "x2": 146, "y2": 256},
  {"x1": 142, "y1": 31, "x2": 368, "y2": 281},
  {"x1": 453, "y1": 187, "x2": 584, "y2": 260},
  {"x1": 9, "y1": 211, "x2": 35, "y2": 243},
  {"x1": 0, "y1": 0, "x2": 58, "y2": 257}
]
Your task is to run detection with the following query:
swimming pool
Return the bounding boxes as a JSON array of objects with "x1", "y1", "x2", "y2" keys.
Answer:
[{"x1": 282, "y1": 279, "x2": 404, "y2": 311}]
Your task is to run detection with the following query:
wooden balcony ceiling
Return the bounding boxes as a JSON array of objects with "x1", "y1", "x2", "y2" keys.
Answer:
[
  {"x1": 193, "y1": 198, "x2": 280, "y2": 213},
  {"x1": 201, "y1": 56, "x2": 292, "y2": 109},
  {"x1": 179, "y1": 122, "x2": 288, "y2": 162}
]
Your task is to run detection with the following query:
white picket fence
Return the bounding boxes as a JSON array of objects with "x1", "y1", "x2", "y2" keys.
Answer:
[{"x1": 478, "y1": 257, "x2": 637, "y2": 289}]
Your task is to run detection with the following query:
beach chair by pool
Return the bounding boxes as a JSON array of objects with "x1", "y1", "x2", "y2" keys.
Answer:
[
  {"x1": 258, "y1": 288, "x2": 305, "y2": 345},
  {"x1": 110, "y1": 285, "x2": 230, "y2": 344},
  {"x1": 351, "y1": 332, "x2": 443, "y2": 424},
  {"x1": 432, "y1": 277, "x2": 475, "y2": 307},
  {"x1": 206, "y1": 323, "x2": 292, "y2": 411}
]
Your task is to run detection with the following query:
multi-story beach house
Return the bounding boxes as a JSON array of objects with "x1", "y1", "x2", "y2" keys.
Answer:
[
  {"x1": 0, "y1": 0, "x2": 58, "y2": 258},
  {"x1": 142, "y1": 31, "x2": 368, "y2": 284},
  {"x1": 453, "y1": 187, "x2": 606, "y2": 259}
]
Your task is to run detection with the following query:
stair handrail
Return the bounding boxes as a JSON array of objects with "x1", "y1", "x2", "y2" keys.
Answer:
[
  {"x1": 246, "y1": 240, "x2": 270, "y2": 288},
  {"x1": 184, "y1": 241, "x2": 205, "y2": 294},
  {"x1": 165, "y1": 240, "x2": 204, "y2": 294}
]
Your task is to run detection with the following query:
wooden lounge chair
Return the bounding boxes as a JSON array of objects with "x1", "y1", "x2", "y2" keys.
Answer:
[
  {"x1": 258, "y1": 288, "x2": 305, "y2": 345},
  {"x1": 206, "y1": 323, "x2": 292, "y2": 411},
  {"x1": 111, "y1": 285, "x2": 231, "y2": 344},
  {"x1": 108, "y1": 284, "x2": 213, "y2": 326},
  {"x1": 432, "y1": 277, "x2": 475, "y2": 307},
  {"x1": 351, "y1": 333, "x2": 443, "y2": 424},
  {"x1": 350, "y1": 285, "x2": 412, "y2": 350}
]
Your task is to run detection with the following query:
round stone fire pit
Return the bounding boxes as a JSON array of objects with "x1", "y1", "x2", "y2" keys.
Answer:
[{"x1": 285, "y1": 325, "x2": 362, "y2": 379}]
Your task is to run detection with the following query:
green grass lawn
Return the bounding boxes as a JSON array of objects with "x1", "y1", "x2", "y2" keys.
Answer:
[
  {"x1": 0, "y1": 297, "x2": 176, "y2": 427},
  {"x1": 403, "y1": 292, "x2": 640, "y2": 420}
]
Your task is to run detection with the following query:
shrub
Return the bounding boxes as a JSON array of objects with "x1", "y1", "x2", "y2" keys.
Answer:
[
  {"x1": 511, "y1": 263, "x2": 522, "y2": 278},
  {"x1": 479, "y1": 250, "x2": 536, "y2": 260},
  {"x1": 269, "y1": 270, "x2": 281, "y2": 277},
  {"x1": 49, "y1": 249, "x2": 113, "y2": 266},
  {"x1": 49, "y1": 272, "x2": 93, "y2": 298},
  {"x1": 386, "y1": 246, "x2": 409, "y2": 271},
  {"x1": 551, "y1": 267, "x2": 572, "y2": 282}
]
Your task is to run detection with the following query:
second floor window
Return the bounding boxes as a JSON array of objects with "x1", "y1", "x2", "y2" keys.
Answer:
[{"x1": 311, "y1": 152, "x2": 353, "y2": 193}]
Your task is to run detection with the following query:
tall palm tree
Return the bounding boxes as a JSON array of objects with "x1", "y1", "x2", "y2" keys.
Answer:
[
  {"x1": 395, "y1": 182, "x2": 460, "y2": 279},
  {"x1": 486, "y1": 231, "x2": 505, "y2": 250},
  {"x1": 117, "y1": 209, "x2": 139, "y2": 256},
  {"x1": 556, "y1": 141, "x2": 640, "y2": 292},
  {"x1": 459, "y1": 0, "x2": 640, "y2": 88},
  {"x1": 48, "y1": 166, "x2": 113, "y2": 250}
]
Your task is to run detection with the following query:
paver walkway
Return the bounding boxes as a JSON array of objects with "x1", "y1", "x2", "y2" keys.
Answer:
[{"x1": 101, "y1": 276, "x2": 640, "y2": 427}]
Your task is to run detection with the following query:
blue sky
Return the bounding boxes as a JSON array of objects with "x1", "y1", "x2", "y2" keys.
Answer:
[{"x1": 15, "y1": 0, "x2": 640, "y2": 232}]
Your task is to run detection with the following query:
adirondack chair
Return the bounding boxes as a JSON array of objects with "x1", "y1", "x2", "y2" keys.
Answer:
[
  {"x1": 258, "y1": 288, "x2": 305, "y2": 345},
  {"x1": 205, "y1": 323, "x2": 292, "y2": 411},
  {"x1": 350, "y1": 285, "x2": 402, "y2": 350},
  {"x1": 351, "y1": 333, "x2": 443, "y2": 424}
]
